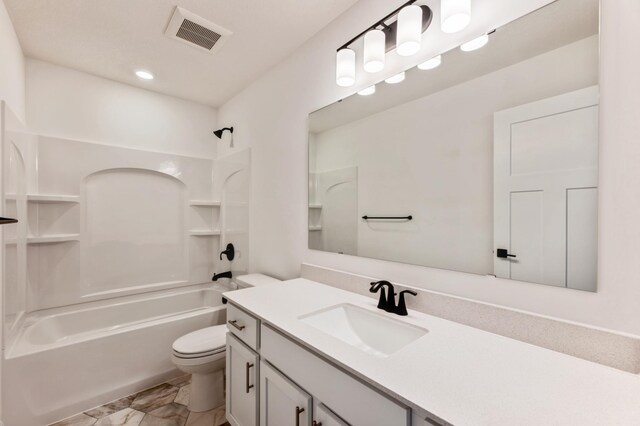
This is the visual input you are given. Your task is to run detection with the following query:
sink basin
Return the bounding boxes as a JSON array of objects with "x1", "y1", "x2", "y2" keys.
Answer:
[{"x1": 299, "y1": 303, "x2": 428, "y2": 357}]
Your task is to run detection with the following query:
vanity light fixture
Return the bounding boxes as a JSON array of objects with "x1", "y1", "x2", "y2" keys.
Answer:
[
  {"x1": 358, "y1": 85, "x2": 376, "y2": 96},
  {"x1": 418, "y1": 55, "x2": 442, "y2": 70},
  {"x1": 364, "y1": 29, "x2": 386, "y2": 73},
  {"x1": 385, "y1": 72, "x2": 406, "y2": 84},
  {"x1": 440, "y1": 0, "x2": 471, "y2": 34},
  {"x1": 460, "y1": 33, "x2": 489, "y2": 51},
  {"x1": 135, "y1": 70, "x2": 154, "y2": 80},
  {"x1": 335, "y1": 1, "x2": 433, "y2": 86},
  {"x1": 397, "y1": 5, "x2": 423, "y2": 57},
  {"x1": 336, "y1": 48, "x2": 356, "y2": 87}
]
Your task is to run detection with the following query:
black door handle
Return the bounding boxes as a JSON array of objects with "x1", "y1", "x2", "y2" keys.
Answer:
[{"x1": 496, "y1": 248, "x2": 516, "y2": 258}]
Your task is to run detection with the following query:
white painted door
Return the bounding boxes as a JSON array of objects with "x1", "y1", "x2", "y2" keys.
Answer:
[
  {"x1": 226, "y1": 333, "x2": 259, "y2": 426},
  {"x1": 313, "y1": 402, "x2": 350, "y2": 426},
  {"x1": 260, "y1": 361, "x2": 312, "y2": 426},
  {"x1": 494, "y1": 86, "x2": 598, "y2": 290}
]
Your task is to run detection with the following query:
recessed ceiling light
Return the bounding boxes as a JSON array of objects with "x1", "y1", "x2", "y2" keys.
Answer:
[
  {"x1": 418, "y1": 55, "x2": 442, "y2": 70},
  {"x1": 135, "y1": 70, "x2": 154, "y2": 80},
  {"x1": 460, "y1": 34, "x2": 489, "y2": 52},
  {"x1": 385, "y1": 72, "x2": 406, "y2": 84},
  {"x1": 358, "y1": 85, "x2": 376, "y2": 96}
]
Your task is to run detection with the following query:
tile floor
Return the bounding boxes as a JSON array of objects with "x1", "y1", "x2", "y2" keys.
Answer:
[{"x1": 50, "y1": 375, "x2": 230, "y2": 426}]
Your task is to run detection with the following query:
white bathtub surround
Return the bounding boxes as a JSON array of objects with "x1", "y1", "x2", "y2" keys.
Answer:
[
  {"x1": 224, "y1": 279, "x2": 640, "y2": 426},
  {"x1": 301, "y1": 263, "x2": 640, "y2": 373},
  {"x1": 3, "y1": 284, "x2": 226, "y2": 426}
]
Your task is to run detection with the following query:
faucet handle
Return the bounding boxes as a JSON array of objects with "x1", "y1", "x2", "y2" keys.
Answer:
[{"x1": 395, "y1": 290, "x2": 417, "y2": 316}]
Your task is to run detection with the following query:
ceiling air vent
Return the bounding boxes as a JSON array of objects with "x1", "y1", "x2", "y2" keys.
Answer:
[{"x1": 165, "y1": 7, "x2": 232, "y2": 54}]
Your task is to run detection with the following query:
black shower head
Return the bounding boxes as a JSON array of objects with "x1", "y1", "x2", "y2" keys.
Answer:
[{"x1": 214, "y1": 126, "x2": 234, "y2": 139}]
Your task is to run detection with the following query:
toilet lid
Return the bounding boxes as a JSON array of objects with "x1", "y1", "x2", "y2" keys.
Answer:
[{"x1": 172, "y1": 325, "x2": 226, "y2": 355}]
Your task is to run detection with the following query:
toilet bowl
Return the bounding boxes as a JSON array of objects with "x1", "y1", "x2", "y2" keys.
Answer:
[
  {"x1": 171, "y1": 325, "x2": 227, "y2": 412},
  {"x1": 171, "y1": 273, "x2": 281, "y2": 412}
]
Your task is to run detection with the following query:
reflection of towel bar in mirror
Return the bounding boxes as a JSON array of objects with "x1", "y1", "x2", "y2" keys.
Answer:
[{"x1": 362, "y1": 215, "x2": 412, "y2": 221}]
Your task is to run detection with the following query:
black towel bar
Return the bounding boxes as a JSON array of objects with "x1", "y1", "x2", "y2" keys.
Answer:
[{"x1": 362, "y1": 215, "x2": 412, "y2": 221}]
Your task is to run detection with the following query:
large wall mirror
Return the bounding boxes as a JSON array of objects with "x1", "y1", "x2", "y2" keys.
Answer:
[{"x1": 308, "y1": 0, "x2": 599, "y2": 291}]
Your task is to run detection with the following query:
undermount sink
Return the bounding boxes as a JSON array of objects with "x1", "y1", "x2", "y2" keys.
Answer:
[{"x1": 299, "y1": 303, "x2": 428, "y2": 358}]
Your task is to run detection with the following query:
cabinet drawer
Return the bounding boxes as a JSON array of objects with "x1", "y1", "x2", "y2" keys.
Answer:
[
  {"x1": 227, "y1": 303, "x2": 259, "y2": 350},
  {"x1": 261, "y1": 324, "x2": 410, "y2": 426}
]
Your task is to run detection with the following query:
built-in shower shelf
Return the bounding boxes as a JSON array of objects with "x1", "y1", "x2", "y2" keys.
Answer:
[
  {"x1": 309, "y1": 204, "x2": 323, "y2": 209},
  {"x1": 309, "y1": 226, "x2": 322, "y2": 231},
  {"x1": 28, "y1": 234, "x2": 81, "y2": 244},
  {"x1": 27, "y1": 194, "x2": 80, "y2": 203},
  {"x1": 189, "y1": 230, "x2": 221, "y2": 236},
  {"x1": 189, "y1": 200, "x2": 221, "y2": 207}
]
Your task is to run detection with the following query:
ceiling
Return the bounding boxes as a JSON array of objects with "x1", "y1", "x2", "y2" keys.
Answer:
[
  {"x1": 4, "y1": 0, "x2": 359, "y2": 107},
  {"x1": 310, "y1": 0, "x2": 599, "y2": 133}
]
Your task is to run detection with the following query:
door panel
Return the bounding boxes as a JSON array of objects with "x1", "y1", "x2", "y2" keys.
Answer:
[
  {"x1": 260, "y1": 361, "x2": 312, "y2": 426},
  {"x1": 494, "y1": 86, "x2": 598, "y2": 290},
  {"x1": 227, "y1": 333, "x2": 259, "y2": 426},
  {"x1": 566, "y1": 187, "x2": 598, "y2": 290},
  {"x1": 314, "y1": 402, "x2": 350, "y2": 426}
]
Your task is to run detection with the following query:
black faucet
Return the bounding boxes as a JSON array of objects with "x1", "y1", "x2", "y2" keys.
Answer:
[
  {"x1": 212, "y1": 271, "x2": 232, "y2": 281},
  {"x1": 395, "y1": 290, "x2": 418, "y2": 316},
  {"x1": 369, "y1": 281, "x2": 417, "y2": 316},
  {"x1": 370, "y1": 280, "x2": 396, "y2": 312}
]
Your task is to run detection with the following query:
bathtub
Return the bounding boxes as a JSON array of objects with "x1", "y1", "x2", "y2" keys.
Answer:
[{"x1": 3, "y1": 283, "x2": 227, "y2": 426}]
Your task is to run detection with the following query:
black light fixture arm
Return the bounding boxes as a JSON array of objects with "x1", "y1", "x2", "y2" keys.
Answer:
[{"x1": 337, "y1": 0, "x2": 421, "y2": 52}]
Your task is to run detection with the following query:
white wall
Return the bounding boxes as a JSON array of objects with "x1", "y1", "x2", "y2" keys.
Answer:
[
  {"x1": 312, "y1": 36, "x2": 597, "y2": 275},
  {"x1": 0, "y1": 0, "x2": 24, "y2": 122},
  {"x1": 218, "y1": 0, "x2": 640, "y2": 336},
  {"x1": 26, "y1": 59, "x2": 218, "y2": 159},
  {"x1": 0, "y1": 0, "x2": 24, "y2": 420}
]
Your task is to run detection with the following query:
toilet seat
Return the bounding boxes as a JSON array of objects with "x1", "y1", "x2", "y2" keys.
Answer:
[{"x1": 172, "y1": 325, "x2": 226, "y2": 359}]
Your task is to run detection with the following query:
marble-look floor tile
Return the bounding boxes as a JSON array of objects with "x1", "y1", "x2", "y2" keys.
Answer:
[
  {"x1": 130, "y1": 383, "x2": 178, "y2": 413},
  {"x1": 142, "y1": 403, "x2": 189, "y2": 426},
  {"x1": 174, "y1": 385, "x2": 190, "y2": 406},
  {"x1": 166, "y1": 374, "x2": 191, "y2": 388},
  {"x1": 185, "y1": 405, "x2": 228, "y2": 426},
  {"x1": 85, "y1": 396, "x2": 135, "y2": 419},
  {"x1": 94, "y1": 408, "x2": 145, "y2": 426},
  {"x1": 50, "y1": 413, "x2": 97, "y2": 426}
]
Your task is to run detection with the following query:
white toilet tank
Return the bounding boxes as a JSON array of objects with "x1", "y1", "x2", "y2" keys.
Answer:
[{"x1": 233, "y1": 273, "x2": 281, "y2": 289}]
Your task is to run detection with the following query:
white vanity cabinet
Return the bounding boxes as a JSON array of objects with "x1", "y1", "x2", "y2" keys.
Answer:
[
  {"x1": 313, "y1": 402, "x2": 350, "y2": 426},
  {"x1": 225, "y1": 302, "x2": 412, "y2": 426},
  {"x1": 260, "y1": 361, "x2": 312, "y2": 426},
  {"x1": 226, "y1": 333, "x2": 259, "y2": 426}
]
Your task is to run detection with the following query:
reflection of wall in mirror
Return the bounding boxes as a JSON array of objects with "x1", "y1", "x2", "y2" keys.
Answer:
[
  {"x1": 309, "y1": 139, "x2": 358, "y2": 254},
  {"x1": 310, "y1": 35, "x2": 598, "y2": 275}
]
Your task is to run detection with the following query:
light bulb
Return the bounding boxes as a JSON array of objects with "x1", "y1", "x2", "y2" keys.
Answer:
[
  {"x1": 385, "y1": 72, "x2": 405, "y2": 84},
  {"x1": 441, "y1": 0, "x2": 471, "y2": 34},
  {"x1": 418, "y1": 55, "x2": 442, "y2": 70},
  {"x1": 460, "y1": 34, "x2": 489, "y2": 52},
  {"x1": 364, "y1": 29, "x2": 386, "y2": 73},
  {"x1": 358, "y1": 85, "x2": 376, "y2": 96},
  {"x1": 397, "y1": 5, "x2": 423, "y2": 57},
  {"x1": 336, "y1": 48, "x2": 356, "y2": 87},
  {"x1": 135, "y1": 70, "x2": 154, "y2": 80}
]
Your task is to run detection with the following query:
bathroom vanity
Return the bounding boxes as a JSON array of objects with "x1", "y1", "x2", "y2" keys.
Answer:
[{"x1": 224, "y1": 279, "x2": 640, "y2": 426}]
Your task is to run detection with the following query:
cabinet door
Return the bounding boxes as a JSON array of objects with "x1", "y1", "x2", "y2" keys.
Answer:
[
  {"x1": 227, "y1": 333, "x2": 259, "y2": 426},
  {"x1": 313, "y1": 402, "x2": 350, "y2": 426},
  {"x1": 260, "y1": 361, "x2": 312, "y2": 426}
]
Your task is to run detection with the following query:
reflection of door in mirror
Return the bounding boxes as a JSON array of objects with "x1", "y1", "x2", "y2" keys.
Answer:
[{"x1": 494, "y1": 86, "x2": 598, "y2": 291}]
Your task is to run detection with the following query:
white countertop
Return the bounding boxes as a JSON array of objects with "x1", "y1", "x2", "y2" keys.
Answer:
[{"x1": 224, "y1": 278, "x2": 640, "y2": 426}]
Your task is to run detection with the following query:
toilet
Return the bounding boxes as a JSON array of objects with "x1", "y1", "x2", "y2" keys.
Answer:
[{"x1": 171, "y1": 273, "x2": 281, "y2": 412}]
